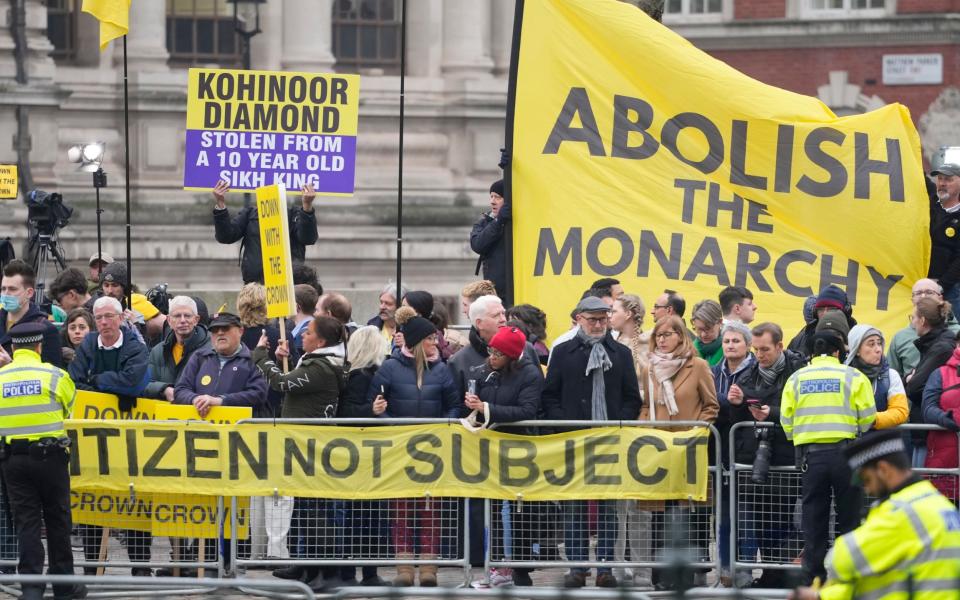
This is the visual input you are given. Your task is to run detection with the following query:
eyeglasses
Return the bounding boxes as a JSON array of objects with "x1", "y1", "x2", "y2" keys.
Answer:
[
  {"x1": 653, "y1": 304, "x2": 669, "y2": 310},
  {"x1": 169, "y1": 313, "x2": 195, "y2": 321},
  {"x1": 93, "y1": 313, "x2": 120, "y2": 322},
  {"x1": 490, "y1": 348, "x2": 507, "y2": 359},
  {"x1": 655, "y1": 331, "x2": 679, "y2": 340},
  {"x1": 912, "y1": 290, "x2": 941, "y2": 298},
  {"x1": 582, "y1": 316, "x2": 609, "y2": 325}
]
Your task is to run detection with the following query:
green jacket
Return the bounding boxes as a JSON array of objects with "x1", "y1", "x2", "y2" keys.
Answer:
[{"x1": 252, "y1": 345, "x2": 345, "y2": 419}]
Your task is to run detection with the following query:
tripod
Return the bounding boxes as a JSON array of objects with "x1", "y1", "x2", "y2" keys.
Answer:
[{"x1": 30, "y1": 232, "x2": 67, "y2": 311}]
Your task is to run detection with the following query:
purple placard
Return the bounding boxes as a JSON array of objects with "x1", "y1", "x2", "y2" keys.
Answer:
[{"x1": 183, "y1": 130, "x2": 356, "y2": 194}]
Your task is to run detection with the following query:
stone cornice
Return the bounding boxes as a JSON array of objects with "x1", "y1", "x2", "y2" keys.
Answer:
[{"x1": 671, "y1": 14, "x2": 960, "y2": 50}]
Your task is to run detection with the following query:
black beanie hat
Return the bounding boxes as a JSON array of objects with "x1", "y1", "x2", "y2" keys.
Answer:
[
  {"x1": 404, "y1": 290, "x2": 434, "y2": 319},
  {"x1": 402, "y1": 316, "x2": 436, "y2": 349},
  {"x1": 490, "y1": 179, "x2": 504, "y2": 197}
]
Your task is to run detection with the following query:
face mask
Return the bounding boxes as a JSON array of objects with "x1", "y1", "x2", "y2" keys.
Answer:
[{"x1": 0, "y1": 295, "x2": 20, "y2": 313}]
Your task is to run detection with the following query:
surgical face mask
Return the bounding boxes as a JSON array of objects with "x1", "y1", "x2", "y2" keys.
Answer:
[{"x1": 0, "y1": 294, "x2": 22, "y2": 312}]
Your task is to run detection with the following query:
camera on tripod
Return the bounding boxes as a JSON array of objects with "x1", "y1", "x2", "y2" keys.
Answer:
[{"x1": 26, "y1": 190, "x2": 73, "y2": 237}]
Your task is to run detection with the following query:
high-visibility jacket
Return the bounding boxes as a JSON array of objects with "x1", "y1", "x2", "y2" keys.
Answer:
[
  {"x1": 0, "y1": 349, "x2": 74, "y2": 441},
  {"x1": 780, "y1": 355, "x2": 876, "y2": 445},
  {"x1": 821, "y1": 478, "x2": 960, "y2": 600}
]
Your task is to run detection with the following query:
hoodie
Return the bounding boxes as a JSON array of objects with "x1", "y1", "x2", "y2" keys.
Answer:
[
  {"x1": 252, "y1": 342, "x2": 345, "y2": 419},
  {"x1": 844, "y1": 325, "x2": 908, "y2": 429}
]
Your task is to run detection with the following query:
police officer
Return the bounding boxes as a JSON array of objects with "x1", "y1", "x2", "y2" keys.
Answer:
[
  {"x1": 780, "y1": 310, "x2": 877, "y2": 586},
  {"x1": 790, "y1": 429, "x2": 960, "y2": 600},
  {"x1": 0, "y1": 322, "x2": 85, "y2": 600}
]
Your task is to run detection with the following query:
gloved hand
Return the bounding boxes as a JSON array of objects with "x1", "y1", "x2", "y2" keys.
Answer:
[
  {"x1": 117, "y1": 395, "x2": 137, "y2": 413},
  {"x1": 498, "y1": 147, "x2": 510, "y2": 170},
  {"x1": 497, "y1": 201, "x2": 511, "y2": 222}
]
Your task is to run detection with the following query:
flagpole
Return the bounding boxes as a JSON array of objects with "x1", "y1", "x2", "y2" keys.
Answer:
[
  {"x1": 395, "y1": 0, "x2": 407, "y2": 295},
  {"x1": 122, "y1": 34, "x2": 132, "y2": 311}
]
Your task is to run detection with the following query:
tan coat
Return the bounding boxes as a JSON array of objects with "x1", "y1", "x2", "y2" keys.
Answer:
[{"x1": 639, "y1": 356, "x2": 719, "y2": 423}]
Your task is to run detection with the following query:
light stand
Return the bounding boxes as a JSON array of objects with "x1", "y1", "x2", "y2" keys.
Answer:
[{"x1": 93, "y1": 167, "x2": 107, "y2": 280}]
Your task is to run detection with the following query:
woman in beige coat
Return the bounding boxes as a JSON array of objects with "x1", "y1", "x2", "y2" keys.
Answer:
[
  {"x1": 640, "y1": 315, "x2": 719, "y2": 423},
  {"x1": 638, "y1": 315, "x2": 719, "y2": 590}
]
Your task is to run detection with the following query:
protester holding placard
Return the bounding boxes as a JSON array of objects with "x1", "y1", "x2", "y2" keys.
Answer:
[{"x1": 212, "y1": 181, "x2": 319, "y2": 285}]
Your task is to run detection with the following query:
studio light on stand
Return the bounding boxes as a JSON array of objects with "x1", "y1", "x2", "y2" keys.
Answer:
[
  {"x1": 228, "y1": 0, "x2": 265, "y2": 208},
  {"x1": 68, "y1": 142, "x2": 107, "y2": 279}
]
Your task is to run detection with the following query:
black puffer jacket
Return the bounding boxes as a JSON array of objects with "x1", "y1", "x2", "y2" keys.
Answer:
[
  {"x1": 213, "y1": 204, "x2": 318, "y2": 284},
  {"x1": 338, "y1": 366, "x2": 378, "y2": 418},
  {"x1": 906, "y1": 325, "x2": 956, "y2": 444},
  {"x1": 469, "y1": 212, "x2": 508, "y2": 300},
  {"x1": 731, "y1": 350, "x2": 806, "y2": 466},
  {"x1": 465, "y1": 355, "x2": 542, "y2": 433}
]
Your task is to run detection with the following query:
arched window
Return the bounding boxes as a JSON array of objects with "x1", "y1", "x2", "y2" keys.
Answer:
[{"x1": 332, "y1": 0, "x2": 401, "y2": 75}]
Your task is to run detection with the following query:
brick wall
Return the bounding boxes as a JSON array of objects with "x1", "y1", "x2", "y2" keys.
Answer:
[
  {"x1": 734, "y1": 0, "x2": 787, "y2": 20},
  {"x1": 708, "y1": 45, "x2": 958, "y2": 121},
  {"x1": 897, "y1": 0, "x2": 960, "y2": 13}
]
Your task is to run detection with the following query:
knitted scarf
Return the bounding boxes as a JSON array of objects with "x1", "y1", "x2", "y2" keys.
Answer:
[
  {"x1": 646, "y1": 350, "x2": 690, "y2": 418},
  {"x1": 576, "y1": 328, "x2": 612, "y2": 421},
  {"x1": 757, "y1": 352, "x2": 787, "y2": 386}
]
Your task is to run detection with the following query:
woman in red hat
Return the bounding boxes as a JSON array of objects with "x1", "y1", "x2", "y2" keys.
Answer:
[{"x1": 464, "y1": 326, "x2": 542, "y2": 587}]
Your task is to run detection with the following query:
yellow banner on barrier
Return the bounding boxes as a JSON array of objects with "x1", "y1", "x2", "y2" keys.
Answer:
[
  {"x1": 65, "y1": 422, "x2": 710, "y2": 501},
  {"x1": 256, "y1": 183, "x2": 296, "y2": 319},
  {"x1": 70, "y1": 490, "x2": 250, "y2": 539},
  {"x1": 154, "y1": 403, "x2": 252, "y2": 424},
  {"x1": 510, "y1": 0, "x2": 928, "y2": 341},
  {"x1": 69, "y1": 391, "x2": 251, "y2": 538}
]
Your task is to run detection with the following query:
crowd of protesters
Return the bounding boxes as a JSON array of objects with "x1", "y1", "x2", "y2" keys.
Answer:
[{"x1": 0, "y1": 171, "x2": 958, "y2": 592}]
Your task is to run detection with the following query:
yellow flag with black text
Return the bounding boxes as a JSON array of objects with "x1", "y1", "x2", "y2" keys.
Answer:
[
  {"x1": 82, "y1": 0, "x2": 131, "y2": 51},
  {"x1": 509, "y1": 0, "x2": 927, "y2": 341}
]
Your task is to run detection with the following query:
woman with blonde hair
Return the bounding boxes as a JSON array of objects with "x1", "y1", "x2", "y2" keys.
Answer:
[
  {"x1": 610, "y1": 293, "x2": 648, "y2": 374},
  {"x1": 366, "y1": 307, "x2": 459, "y2": 586}
]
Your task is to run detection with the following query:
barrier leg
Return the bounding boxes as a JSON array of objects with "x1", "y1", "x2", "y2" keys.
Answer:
[
  {"x1": 96, "y1": 527, "x2": 109, "y2": 576},
  {"x1": 197, "y1": 539, "x2": 205, "y2": 579},
  {"x1": 172, "y1": 537, "x2": 181, "y2": 577}
]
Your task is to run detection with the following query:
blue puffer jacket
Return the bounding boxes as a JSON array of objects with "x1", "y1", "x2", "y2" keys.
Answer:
[{"x1": 366, "y1": 352, "x2": 460, "y2": 418}]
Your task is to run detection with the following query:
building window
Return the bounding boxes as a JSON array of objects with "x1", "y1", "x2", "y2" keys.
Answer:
[
  {"x1": 46, "y1": 0, "x2": 78, "y2": 61},
  {"x1": 333, "y1": 0, "x2": 402, "y2": 75},
  {"x1": 662, "y1": 0, "x2": 726, "y2": 22},
  {"x1": 803, "y1": 0, "x2": 889, "y2": 17},
  {"x1": 166, "y1": 0, "x2": 241, "y2": 66}
]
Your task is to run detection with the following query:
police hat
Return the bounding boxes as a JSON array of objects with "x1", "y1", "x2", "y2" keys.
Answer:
[
  {"x1": 208, "y1": 312, "x2": 242, "y2": 330},
  {"x1": 843, "y1": 430, "x2": 907, "y2": 473},
  {"x1": 7, "y1": 322, "x2": 46, "y2": 345}
]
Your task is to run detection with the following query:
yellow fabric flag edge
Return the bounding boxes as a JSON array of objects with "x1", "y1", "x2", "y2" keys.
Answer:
[{"x1": 82, "y1": 0, "x2": 131, "y2": 51}]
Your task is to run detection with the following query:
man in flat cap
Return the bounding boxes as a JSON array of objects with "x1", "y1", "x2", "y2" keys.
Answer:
[
  {"x1": 542, "y1": 295, "x2": 642, "y2": 589},
  {"x1": 928, "y1": 163, "x2": 960, "y2": 319},
  {"x1": 790, "y1": 430, "x2": 960, "y2": 600},
  {"x1": 0, "y1": 322, "x2": 85, "y2": 600}
]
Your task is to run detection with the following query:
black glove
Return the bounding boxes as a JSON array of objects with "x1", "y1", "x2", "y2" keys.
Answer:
[
  {"x1": 117, "y1": 395, "x2": 137, "y2": 413},
  {"x1": 498, "y1": 148, "x2": 510, "y2": 170},
  {"x1": 497, "y1": 201, "x2": 511, "y2": 223}
]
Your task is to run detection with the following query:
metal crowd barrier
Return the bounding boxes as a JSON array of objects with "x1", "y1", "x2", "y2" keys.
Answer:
[
  {"x1": 482, "y1": 420, "x2": 723, "y2": 587},
  {"x1": 0, "y1": 574, "x2": 315, "y2": 599},
  {"x1": 229, "y1": 418, "x2": 473, "y2": 587},
  {"x1": 728, "y1": 422, "x2": 960, "y2": 585}
]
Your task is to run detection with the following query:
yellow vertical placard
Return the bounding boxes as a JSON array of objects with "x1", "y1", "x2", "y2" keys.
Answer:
[
  {"x1": 256, "y1": 183, "x2": 296, "y2": 319},
  {"x1": 0, "y1": 165, "x2": 18, "y2": 199}
]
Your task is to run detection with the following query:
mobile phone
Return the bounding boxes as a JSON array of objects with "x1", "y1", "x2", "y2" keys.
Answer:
[
  {"x1": 746, "y1": 398, "x2": 761, "y2": 406},
  {"x1": 467, "y1": 379, "x2": 477, "y2": 395},
  {"x1": 379, "y1": 385, "x2": 386, "y2": 399}
]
